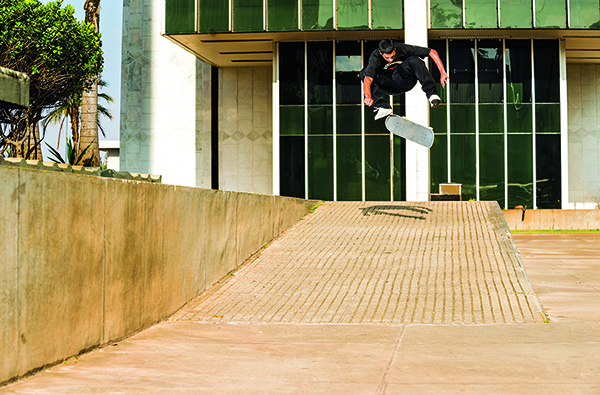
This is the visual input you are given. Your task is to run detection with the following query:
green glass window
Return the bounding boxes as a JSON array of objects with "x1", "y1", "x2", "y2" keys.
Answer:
[
  {"x1": 507, "y1": 104, "x2": 533, "y2": 133},
  {"x1": 450, "y1": 105, "x2": 476, "y2": 134},
  {"x1": 507, "y1": 134, "x2": 533, "y2": 208},
  {"x1": 449, "y1": 40, "x2": 475, "y2": 104},
  {"x1": 336, "y1": 41, "x2": 362, "y2": 105},
  {"x1": 465, "y1": 0, "x2": 498, "y2": 28},
  {"x1": 500, "y1": 0, "x2": 532, "y2": 28},
  {"x1": 280, "y1": 106, "x2": 305, "y2": 135},
  {"x1": 308, "y1": 106, "x2": 333, "y2": 135},
  {"x1": 308, "y1": 42, "x2": 333, "y2": 105},
  {"x1": 198, "y1": 0, "x2": 229, "y2": 33},
  {"x1": 337, "y1": 0, "x2": 369, "y2": 30},
  {"x1": 479, "y1": 135, "x2": 505, "y2": 206},
  {"x1": 372, "y1": 0, "x2": 403, "y2": 30},
  {"x1": 365, "y1": 135, "x2": 391, "y2": 201},
  {"x1": 534, "y1": 0, "x2": 567, "y2": 28},
  {"x1": 505, "y1": 40, "x2": 532, "y2": 104},
  {"x1": 233, "y1": 0, "x2": 263, "y2": 32},
  {"x1": 165, "y1": 0, "x2": 196, "y2": 34},
  {"x1": 268, "y1": 0, "x2": 298, "y2": 31},
  {"x1": 302, "y1": 0, "x2": 334, "y2": 30},
  {"x1": 280, "y1": 136, "x2": 305, "y2": 198},
  {"x1": 478, "y1": 40, "x2": 503, "y2": 103},
  {"x1": 393, "y1": 135, "x2": 405, "y2": 201},
  {"x1": 570, "y1": 0, "x2": 600, "y2": 28},
  {"x1": 430, "y1": 0, "x2": 463, "y2": 28},
  {"x1": 308, "y1": 136, "x2": 334, "y2": 200},
  {"x1": 337, "y1": 135, "x2": 363, "y2": 200},
  {"x1": 534, "y1": 40, "x2": 559, "y2": 103},
  {"x1": 536, "y1": 104, "x2": 560, "y2": 133},
  {"x1": 431, "y1": 104, "x2": 448, "y2": 134},
  {"x1": 365, "y1": 106, "x2": 390, "y2": 134},
  {"x1": 279, "y1": 42, "x2": 304, "y2": 105},
  {"x1": 336, "y1": 106, "x2": 361, "y2": 135},
  {"x1": 536, "y1": 134, "x2": 561, "y2": 209},
  {"x1": 479, "y1": 104, "x2": 504, "y2": 134},
  {"x1": 430, "y1": 134, "x2": 448, "y2": 193},
  {"x1": 450, "y1": 134, "x2": 477, "y2": 200}
]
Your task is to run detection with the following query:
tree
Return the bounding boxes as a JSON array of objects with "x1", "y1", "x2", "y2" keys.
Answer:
[
  {"x1": 80, "y1": 0, "x2": 101, "y2": 166},
  {"x1": 0, "y1": 0, "x2": 103, "y2": 159}
]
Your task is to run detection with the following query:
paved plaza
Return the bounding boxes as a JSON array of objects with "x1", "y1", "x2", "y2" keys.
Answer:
[{"x1": 1, "y1": 202, "x2": 599, "y2": 394}]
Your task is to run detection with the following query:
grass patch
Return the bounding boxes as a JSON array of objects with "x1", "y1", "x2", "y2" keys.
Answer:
[{"x1": 511, "y1": 229, "x2": 600, "y2": 234}]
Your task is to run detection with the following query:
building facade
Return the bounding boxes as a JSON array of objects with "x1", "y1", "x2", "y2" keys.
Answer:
[{"x1": 120, "y1": 0, "x2": 600, "y2": 209}]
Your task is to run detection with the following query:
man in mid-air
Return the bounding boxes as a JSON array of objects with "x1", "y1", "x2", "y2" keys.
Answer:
[{"x1": 360, "y1": 39, "x2": 449, "y2": 120}]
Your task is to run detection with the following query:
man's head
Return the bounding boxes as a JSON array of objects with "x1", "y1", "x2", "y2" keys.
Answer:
[{"x1": 379, "y1": 39, "x2": 396, "y2": 62}]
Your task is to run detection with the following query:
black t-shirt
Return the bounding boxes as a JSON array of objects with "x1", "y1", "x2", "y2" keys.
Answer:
[{"x1": 362, "y1": 42, "x2": 431, "y2": 78}]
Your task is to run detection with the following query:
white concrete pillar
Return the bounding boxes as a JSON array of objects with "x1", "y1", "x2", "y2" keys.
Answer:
[{"x1": 403, "y1": 0, "x2": 430, "y2": 201}]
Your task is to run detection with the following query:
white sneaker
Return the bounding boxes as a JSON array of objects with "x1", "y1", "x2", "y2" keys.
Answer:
[
  {"x1": 374, "y1": 107, "x2": 393, "y2": 120},
  {"x1": 429, "y1": 94, "x2": 441, "y2": 108}
]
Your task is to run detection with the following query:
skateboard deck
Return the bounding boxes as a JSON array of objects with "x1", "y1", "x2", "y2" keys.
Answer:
[{"x1": 385, "y1": 115, "x2": 434, "y2": 148}]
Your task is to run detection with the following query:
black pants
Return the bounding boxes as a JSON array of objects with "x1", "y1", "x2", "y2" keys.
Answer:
[{"x1": 359, "y1": 56, "x2": 438, "y2": 109}]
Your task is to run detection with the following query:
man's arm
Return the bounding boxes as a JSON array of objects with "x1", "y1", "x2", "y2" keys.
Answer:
[
  {"x1": 363, "y1": 76, "x2": 374, "y2": 106},
  {"x1": 428, "y1": 49, "x2": 449, "y2": 88}
]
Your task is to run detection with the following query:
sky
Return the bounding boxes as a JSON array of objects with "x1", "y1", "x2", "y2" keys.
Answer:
[{"x1": 40, "y1": 0, "x2": 123, "y2": 159}]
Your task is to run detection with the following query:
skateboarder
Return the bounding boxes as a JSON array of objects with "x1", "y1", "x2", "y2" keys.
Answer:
[{"x1": 360, "y1": 39, "x2": 449, "y2": 120}]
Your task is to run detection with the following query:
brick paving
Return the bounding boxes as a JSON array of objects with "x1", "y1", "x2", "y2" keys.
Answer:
[{"x1": 174, "y1": 201, "x2": 545, "y2": 324}]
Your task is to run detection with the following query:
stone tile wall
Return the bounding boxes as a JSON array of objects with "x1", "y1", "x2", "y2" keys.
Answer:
[
  {"x1": 567, "y1": 64, "x2": 600, "y2": 208},
  {"x1": 219, "y1": 67, "x2": 273, "y2": 195}
]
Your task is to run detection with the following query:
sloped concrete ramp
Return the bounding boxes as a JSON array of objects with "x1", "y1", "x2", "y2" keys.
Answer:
[{"x1": 176, "y1": 201, "x2": 545, "y2": 325}]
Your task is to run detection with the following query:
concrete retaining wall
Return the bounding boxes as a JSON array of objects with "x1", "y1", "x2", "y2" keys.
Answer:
[
  {"x1": 0, "y1": 166, "x2": 318, "y2": 384},
  {"x1": 503, "y1": 209, "x2": 600, "y2": 230}
]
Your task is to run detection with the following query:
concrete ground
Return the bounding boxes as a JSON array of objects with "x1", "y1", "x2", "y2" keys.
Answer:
[{"x1": 1, "y1": 202, "x2": 599, "y2": 394}]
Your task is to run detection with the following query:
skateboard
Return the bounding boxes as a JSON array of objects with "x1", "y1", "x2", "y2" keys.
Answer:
[{"x1": 385, "y1": 114, "x2": 434, "y2": 148}]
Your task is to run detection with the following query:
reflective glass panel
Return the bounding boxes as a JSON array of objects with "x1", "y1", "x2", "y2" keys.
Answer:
[
  {"x1": 430, "y1": 0, "x2": 463, "y2": 28},
  {"x1": 570, "y1": 0, "x2": 600, "y2": 28},
  {"x1": 233, "y1": 0, "x2": 263, "y2": 32},
  {"x1": 337, "y1": 0, "x2": 369, "y2": 30},
  {"x1": 507, "y1": 104, "x2": 532, "y2": 133},
  {"x1": 268, "y1": 0, "x2": 298, "y2": 31},
  {"x1": 430, "y1": 133, "x2": 448, "y2": 193},
  {"x1": 280, "y1": 136, "x2": 305, "y2": 198},
  {"x1": 450, "y1": 104, "x2": 476, "y2": 134},
  {"x1": 505, "y1": 40, "x2": 532, "y2": 104},
  {"x1": 280, "y1": 106, "x2": 305, "y2": 136},
  {"x1": 279, "y1": 42, "x2": 304, "y2": 105},
  {"x1": 308, "y1": 136, "x2": 334, "y2": 200},
  {"x1": 450, "y1": 134, "x2": 477, "y2": 200},
  {"x1": 308, "y1": 106, "x2": 333, "y2": 135},
  {"x1": 337, "y1": 135, "x2": 363, "y2": 200},
  {"x1": 534, "y1": 0, "x2": 567, "y2": 28},
  {"x1": 336, "y1": 106, "x2": 362, "y2": 135},
  {"x1": 479, "y1": 135, "x2": 505, "y2": 206},
  {"x1": 431, "y1": 104, "x2": 448, "y2": 134},
  {"x1": 536, "y1": 134, "x2": 561, "y2": 208},
  {"x1": 534, "y1": 40, "x2": 559, "y2": 103},
  {"x1": 478, "y1": 40, "x2": 503, "y2": 104},
  {"x1": 479, "y1": 104, "x2": 504, "y2": 134},
  {"x1": 302, "y1": 0, "x2": 334, "y2": 30},
  {"x1": 365, "y1": 135, "x2": 391, "y2": 201},
  {"x1": 165, "y1": 0, "x2": 196, "y2": 34},
  {"x1": 500, "y1": 0, "x2": 532, "y2": 28},
  {"x1": 336, "y1": 41, "x2": 362, "y2": 105},
  {"x1": 198, "y1": 0, "x2": 229, "y2": 33},
  {"x1": 308, "y1": 42, "x2": 333, "y2": 105},
  {"x1": 465, "y1": 0, "x2": 498, "y2": 28},
  {"x1": 449, "y1": 40, "x2": 475, "y2": 104},
  {"x1": 372, "y1": 0, "x2": 403, "y2": 30},
  {"x1": 393, "y1": 135, "x2": 405, "y2": 201},
  {"x1": 536, "y1": 104, "x2": 560, "y2": 133},
  {"x1": 507, "y1": 134, "x2": 533, "y2": 208},
  {"x1": 365, "y1": 106, "x2": 390, "y2": 134}
]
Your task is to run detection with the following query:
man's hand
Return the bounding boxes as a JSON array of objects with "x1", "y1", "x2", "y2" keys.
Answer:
[
  {"x1": 429, "y1": 49, "x2": 449, "y2": 88},
  {"x1": 363, "y1": 76, "x2": 374, "y2": 106},
  {"x1": 439, "y1": 70, "x2": 449, "y2": 88}
]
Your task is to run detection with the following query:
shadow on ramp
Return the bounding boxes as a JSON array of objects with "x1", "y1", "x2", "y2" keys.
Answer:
[{"x1": 359, "y1": 204, "x2": 433, "y2": 220}]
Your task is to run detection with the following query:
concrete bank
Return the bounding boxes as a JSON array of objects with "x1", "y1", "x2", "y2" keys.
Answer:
[
  {"x1": 0, "y1": 165, "x2": 318, "y2": 384},
  {"x1": 503, "y1": 208, "x2": 600, "y2": 230}
]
